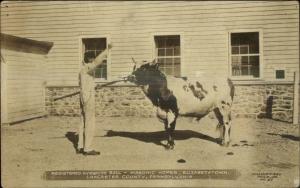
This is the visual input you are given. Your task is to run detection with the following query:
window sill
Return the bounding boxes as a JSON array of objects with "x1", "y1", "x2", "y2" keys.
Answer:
[
  {"x1": 230, "y1": 75, "x2": 262, "y2": 81},
  {"x1": 94, "y1": 78, "x2": 109, "y2": 83}
]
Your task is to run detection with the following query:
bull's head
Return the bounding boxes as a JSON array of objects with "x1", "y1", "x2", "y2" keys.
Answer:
[{"x1": 128, "y1": 58, "x2": 163, "y2": 86}]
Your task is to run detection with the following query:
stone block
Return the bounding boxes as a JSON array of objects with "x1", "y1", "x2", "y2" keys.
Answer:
[{"x1": 257, "y1": 113, "x2": 266, "y2": 119}]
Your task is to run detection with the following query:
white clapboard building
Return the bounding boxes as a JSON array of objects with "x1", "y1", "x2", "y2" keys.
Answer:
[{"x1": 1, "y1": 1, "x2": 299, "y2": 124}]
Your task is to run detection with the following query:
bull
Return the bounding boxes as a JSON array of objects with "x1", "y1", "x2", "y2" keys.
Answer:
[{"x1": 127, "y1": 59, "x2": 235, "y2": 149}]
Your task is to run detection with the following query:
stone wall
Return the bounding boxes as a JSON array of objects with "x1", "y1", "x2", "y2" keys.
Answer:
[
  {"x1": 46, "y1": 83, "x2": 295, "y2": 123},
  {"x1": 45, "y1": 85, "x2": 156, "y2": 117},
  {"x1": 232, "y1": 84, "x2": 294, "y2": 123},
  {"x1": 95, "y1": 86, "x2": 155, "y2": 117},
  {"x1": 46, "y1": 87, "x2": 81, "y2": 116}
]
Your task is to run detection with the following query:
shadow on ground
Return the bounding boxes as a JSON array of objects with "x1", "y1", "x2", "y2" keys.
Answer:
[
  {"x1": 267, "y1": 133, "x2": 300, "y2": 141},
  {"x1": 103, "y1": 130, "x2": 218, "y2": 148},
  {"x1": 65, "y1": 132, "x2": 78, "y2": 151}
]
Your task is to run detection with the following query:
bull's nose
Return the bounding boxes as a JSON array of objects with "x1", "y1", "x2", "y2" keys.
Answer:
[{"x1": 127, "y1": 75, "x2": 136, "y2": 82}]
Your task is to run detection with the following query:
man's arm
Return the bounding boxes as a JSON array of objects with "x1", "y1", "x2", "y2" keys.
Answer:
[
  {"x1": 86, "y1": 44, "x2": 112, "y2": 73},
  {"x1": 86, "y1": 49, "x2": 108, "y2": 73}
]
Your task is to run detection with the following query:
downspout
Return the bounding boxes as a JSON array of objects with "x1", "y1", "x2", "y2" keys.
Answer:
[{"x1": 293, "y1": 71, "x2": 299, "y2": 125}]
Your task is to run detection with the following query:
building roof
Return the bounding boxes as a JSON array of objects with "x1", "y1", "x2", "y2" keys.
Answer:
[{"x1": 1, "y1": 33, "x2": 53, "y2": 55}]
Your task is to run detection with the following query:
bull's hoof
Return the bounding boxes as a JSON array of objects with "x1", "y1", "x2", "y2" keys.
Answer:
[
  {"x1": 165, "y1": 145, "x2": 174, "y2": 150},
  {"x1": 165, "y1": 143, "x2": 175, "y2": 150},
  {"x1": 217, "y1": 138, "x2": 230, "y2": 147},
  {"x1": 216, "y1": 138, "x2": 223, "y2": 145},
  {"x1": 220, "y1": 141, "x2": 230, "y2": 147}
]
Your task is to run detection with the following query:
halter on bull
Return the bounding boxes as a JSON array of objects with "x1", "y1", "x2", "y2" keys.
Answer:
[{"x1": 128, "y1": 59, "x2": 234, "y2": 149}]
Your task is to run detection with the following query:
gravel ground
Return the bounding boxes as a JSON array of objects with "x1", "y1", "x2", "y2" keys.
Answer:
[{"x1": 1, "y1": 116, "x2": 299, "y2": 188}]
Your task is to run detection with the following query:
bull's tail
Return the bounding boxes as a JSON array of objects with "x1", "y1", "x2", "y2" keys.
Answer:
[{"x1": 227, "y1": 78, "x2": 235, "y2": 101}]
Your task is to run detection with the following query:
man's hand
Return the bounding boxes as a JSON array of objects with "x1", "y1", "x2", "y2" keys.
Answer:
[{"x1": 108, "y1": 43, "x2": 113, "y2": 50}]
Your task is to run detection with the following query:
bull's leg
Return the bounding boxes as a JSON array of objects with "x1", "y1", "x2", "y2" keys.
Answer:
[
  {"x1": 223, "y1": 122, "x2": 231, "y2": 146},
  {"x1": 223, "y1": 112, "x2": 232, "y2": 146},
  {"x1": 165, "y1": 111, "x2": 176, "y2": 150},
  {"x1": 213, "y1": 108, "x2": 225, "y2": 145},
  {"x1": 215, "y1": 101, "x2": 231, "y2": 146},
  {"x1": 218, "y1": 101, "x2": 232, "y2": 147},
  {"x1": 157, "y1": 107, "x2": 170, "y2": 148}
]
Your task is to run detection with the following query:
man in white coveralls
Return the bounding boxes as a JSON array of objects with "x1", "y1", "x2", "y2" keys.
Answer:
[{"x1": 76, "y1": 44, "x2": 112, "y2": 156}]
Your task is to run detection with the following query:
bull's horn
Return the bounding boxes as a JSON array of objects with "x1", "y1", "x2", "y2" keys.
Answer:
[
  {"x1": 132, "y1": 57, "x2": 137, "y2": 71},
  {"x1": 131, "y1": 57, "x2": 137, "y2": 64}
]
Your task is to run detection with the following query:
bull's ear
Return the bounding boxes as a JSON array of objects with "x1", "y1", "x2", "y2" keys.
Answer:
[{"x1": 151, "y1": 59, "x2": 156, "y2": 65}]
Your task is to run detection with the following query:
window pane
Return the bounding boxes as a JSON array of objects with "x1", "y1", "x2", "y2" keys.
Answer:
[
  {"x1": 249, "y1": 44, "x2": 259, "y2": 54},
  {"x1": 157, "y1": 58, "x2": 165, "y2": 65},
  {"x1": 158, "y1": 48, "x2": 165, "y2": 56},
  {"x1": 241, "y1": 56, "x2": 248, "y2": 64},
  {"x1": 174, "y1": 58, "x2": 180, "y2": 65},
  {"x1": 241, "y1": 66, "x2": 249, "y2": 76},
  {"x1": 241, "y1": 56, "x2": 250, "y2": 76},
  {"x1": 155, "y1": 37, "x2": 166, "y2": 48},
  {"x1": 174, "y1": 46, "x2": 180, "y2": 56},
  {"x1": 94, "y1": 60, "x2": 107, "y2": 79},
  {"x1": 165, "y1": 58, "x2": 173, "y2": 65},
  {"x1": 250, "y1": 56, "x2": 259, "y2": 78},
  {"x1": 166, "y1": 48, "x2": 174, "y2": 56},
  {"x1": 83, "y1": 38, "x2": 106, "y2": 51},
  {"x1": 240, "y1": 45, "x2": 249, "y2": 54},
  {"x1": 231, "y1": 32, "x2": 259, "y2": 53},
  {"x1": 95, "y1": 39, "x2": 106, "y2": 49},
  {"x1": 231, "y1": 56, "x2": 241, "y2": 76},
  {"x1": 232, "y1": 46, "x2": 239, "y2": 54},
  {"x1": 155, "y1": 35, "x2": 180, "y2": 49},
  {"x1": 166, "y1": 37, "x2": 180, "y2": 47},
  {"x1": 231, "y1": 56, "x2": 240, "y2": 63}
]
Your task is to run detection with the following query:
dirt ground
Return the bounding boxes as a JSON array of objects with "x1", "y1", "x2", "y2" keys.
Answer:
[{"x1": 1, "y1": 116, "x2": 299, "y2": 188}]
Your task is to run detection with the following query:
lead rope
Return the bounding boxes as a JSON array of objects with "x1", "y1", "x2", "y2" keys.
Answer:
[{"x1": 53, "y1": 77, "x2": 129, "y2": 101}]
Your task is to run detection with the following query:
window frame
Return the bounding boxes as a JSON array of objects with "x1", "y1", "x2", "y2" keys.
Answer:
[
  {"x1": 228, "y1": 29, "x2": 263, "y2": 80},
  {"x1": 152, "y1": 32, "x2": 185, "y2": 77},
  {"x1": 79, "y1": 35, "x2": 111, "y2": 82}
]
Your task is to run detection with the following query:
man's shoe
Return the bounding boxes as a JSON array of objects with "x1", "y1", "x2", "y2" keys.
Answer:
[
  {"x1": 83, "y1": 150, "x2": 100, "y2": 156},
  {"x1": 76, "y1": 148, "x2": 84, "y2": 154}
]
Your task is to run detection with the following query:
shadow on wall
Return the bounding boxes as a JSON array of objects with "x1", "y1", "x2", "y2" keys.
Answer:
[{"x1": 266, "y1": 96, "x2": 273, "y2": 119}]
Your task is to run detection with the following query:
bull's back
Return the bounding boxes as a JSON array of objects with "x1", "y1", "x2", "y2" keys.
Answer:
[{"x1": 166, "y1": 76, "x2": 232, "y2": 116}]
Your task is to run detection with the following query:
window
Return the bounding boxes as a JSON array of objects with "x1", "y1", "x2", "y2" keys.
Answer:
[
  {"x1": 230, "y1": 32, "x2": 260, "y2": 78},
  {"x1": 82, "y1": 38, "x2": 107, "y2": 79},
  {"x1": 154, "y1": 35, "x2": 181, "y2": 76},
  {"x1": 275, "y1": 70, "x2": 285, "y2": 79}
]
